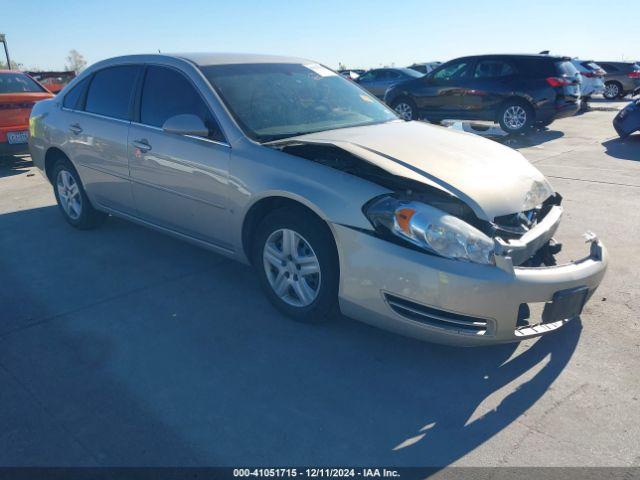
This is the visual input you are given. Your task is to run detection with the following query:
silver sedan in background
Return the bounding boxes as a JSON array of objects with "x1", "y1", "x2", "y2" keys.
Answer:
[{"x1": 29, "y1": 53, "x2": 607, "y2": 345}]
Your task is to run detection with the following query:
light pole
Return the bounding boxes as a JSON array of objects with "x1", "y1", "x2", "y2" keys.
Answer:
[{"x1": 0, "y1": 33, "x2": 11, "y2": 69}]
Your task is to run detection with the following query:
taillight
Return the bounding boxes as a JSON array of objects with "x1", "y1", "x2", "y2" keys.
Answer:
[
  {"x1": 546, "y1": 77, "x2": 572, "y2": 87},
  {"x1": 628, "y1": 71, "x2": 640, "y2": 79}
]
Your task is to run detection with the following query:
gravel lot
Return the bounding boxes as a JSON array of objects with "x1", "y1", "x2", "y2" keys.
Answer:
[{"x1": 0, "y1": 99, "x2": 638, "y2": 467}]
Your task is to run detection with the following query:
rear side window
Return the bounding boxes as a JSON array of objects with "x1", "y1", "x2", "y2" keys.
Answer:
[
  {"x1": 514, "y1": 58, "x2": 557, "y2": 77},
  {"x1": 140, "y1": 65, "x2": 224, "y2": 142},
  {"x1": 473, "y1": 60, "x2": 517, "y2": 78},
  {"x1": 63, "y1": 77, "x2": 90, "y2": 109},
  {"x1": 85, "y1": 66, "x2": 139, "y2": 120},
  {"x1": 0, "y1": 72, "x2": 46, "y2": 93},
  {"x1": 600, "y1": 63, "x2": 618, "y2": 72}
]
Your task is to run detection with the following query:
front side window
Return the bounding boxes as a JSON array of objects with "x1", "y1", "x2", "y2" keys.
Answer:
[
  {"x1": 474, "y1": 60, "x2": 516, "y2": 78},
  {"x1": 85, "y1": 66, "x2": 140, "y2": 120},
  {"x1": 200, "y1": 63, "x2": 398, "y2": 143},
  {"x1": 140, "y1": 65, "x2": 223, "y2": 141},
  {"x1": 0, "y1": 72, "x2": 46, "y2": 93},
  {"x1": 432, "y1": 60, "x2": 471, "y2": 80}
]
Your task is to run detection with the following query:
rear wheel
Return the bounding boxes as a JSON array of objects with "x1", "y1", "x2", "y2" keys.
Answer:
[
  {"x1": 253, "y1": 208, "x2": 339, "y2": 323},
  {"x1": 391, "y1": 97, "x2": 418, "y2": 121},
  {"x1": 498, "y1": 101, "x2": 533, "y2": 134},
  {"x1": 52, "y1": 159, "x2": 106, "y2": 229},
  {"x1": 603, "y1": 81, "x2": 621, "y2": 100}
]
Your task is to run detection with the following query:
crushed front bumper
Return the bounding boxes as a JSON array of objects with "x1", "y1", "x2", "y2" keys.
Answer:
[{"x1": 334, "y1": 221, "x2": 607, "y2": 346}]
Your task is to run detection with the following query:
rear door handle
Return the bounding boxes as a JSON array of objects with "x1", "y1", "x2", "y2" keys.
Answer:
[
  {"x1": 69, "y1": 123, "x2": 83, "y2": 134},
  {"x1": 132, "y1": 139, "x2": 152, "y2": 152}
]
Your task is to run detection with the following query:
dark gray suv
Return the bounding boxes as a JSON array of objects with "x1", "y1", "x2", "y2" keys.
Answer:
[{"x1": 597, "y1": 61, "x2": 640, "y2": 99}]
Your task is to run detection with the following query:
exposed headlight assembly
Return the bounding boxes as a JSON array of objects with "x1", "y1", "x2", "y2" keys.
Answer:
[
  {"x1": 522, "y1": 180, "x2": 554, "y2": 211},
  {"x1": 364, "y1": 196, "x2": 495, "y2": 265}
]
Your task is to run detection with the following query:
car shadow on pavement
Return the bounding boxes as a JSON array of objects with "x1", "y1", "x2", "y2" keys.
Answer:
[
  {"x1": 498, "y1": 129, "x2": 564, "y2": 149},
  {"x1": 0, "y1": 154, "x2": 33, "y2": 179},
  {"x1": 0, "y1": 205, "x2": 580, "y2": 466},
  {"x1": 602, "y1": 135, "x2": 640, "y2": 161}
]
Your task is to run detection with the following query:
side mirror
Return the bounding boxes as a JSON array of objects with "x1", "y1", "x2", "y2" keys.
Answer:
[{"x1": 162, "y1": 114, "x2": 209, "y2": 137}]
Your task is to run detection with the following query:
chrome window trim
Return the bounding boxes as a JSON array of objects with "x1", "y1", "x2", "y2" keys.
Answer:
[
  {"x1": 129, "y1": 121, "x2": 231, "y2": 148},
  {"x1": 61, "y1": 108, "x2": 131, "y2": 125}
]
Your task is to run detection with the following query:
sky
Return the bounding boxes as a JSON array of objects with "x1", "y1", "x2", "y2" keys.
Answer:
[{"x1": 2, "y1": 0, "x2": 638, "y2": 71}]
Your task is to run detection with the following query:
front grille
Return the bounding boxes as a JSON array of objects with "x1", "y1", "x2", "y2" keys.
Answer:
[
  {"x1": 385, "y1": 294, "x2": 488, "y2": 335},
  {"x1": 493, "y1": 194, "x2": 561, "y2": 240}
]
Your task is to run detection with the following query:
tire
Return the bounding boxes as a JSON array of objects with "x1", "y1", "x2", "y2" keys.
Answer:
[
  {"x1": 52, "y1": 158, "x2": 106, "y2": 229},
  {"x1": 498, "y1": 100, "x2": 534, "y2": 134},
  {"x1": 391, "y1": 97, "x2": 418, "y2": 121},
  {"x1": 252, "y1": 207, "x2": 339, "y2": 323},
  {"x1": 603, "y1": 81, "x2": 622, "y2": 100}
]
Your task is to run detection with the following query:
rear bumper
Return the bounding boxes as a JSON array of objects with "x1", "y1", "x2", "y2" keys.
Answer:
[
  {"x1": 0, "y1": 124, "x2": 30, "y2": 155},
  {"x1": 334, "y1": 223, "x2": 607, "y2": 346},
  {"x1": 613, "y1": 103, "x2": 640, "y2": 138},
  {"x1": 0, "y1": 141, "x2": 29, "y2": 156}
]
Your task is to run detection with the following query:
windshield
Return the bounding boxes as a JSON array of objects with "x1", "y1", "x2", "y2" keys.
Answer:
[
  {"x1": 200, "y1": 63, "x2": 398, "y2": 143},
  {"x1": 398, "y1": 68, "x2": 424, "y2": 78},
  {"x1": 0, "y1": 72, "x2": 46, "y2": 94}
]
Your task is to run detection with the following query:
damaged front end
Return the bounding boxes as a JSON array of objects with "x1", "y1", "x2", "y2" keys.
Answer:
[
  {"x1": 273, "y1": 140, "x2": 570, "y2": 269},
  {"x1": 272, "y1": 139, "x2": 607, "y2": 343}
]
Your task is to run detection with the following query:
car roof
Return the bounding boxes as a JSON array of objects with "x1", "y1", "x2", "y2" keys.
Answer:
[
  {"x1": 453, "y1": 53, "x2": 571, "y2": 61},
  {"x1": 172, "y1": 52, "x2": 313, "y2": 66}
]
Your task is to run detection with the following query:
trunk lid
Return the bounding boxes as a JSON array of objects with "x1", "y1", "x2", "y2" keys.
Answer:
[{"x1": 0, "y1": 92, "x2": 53, "y2": 128}]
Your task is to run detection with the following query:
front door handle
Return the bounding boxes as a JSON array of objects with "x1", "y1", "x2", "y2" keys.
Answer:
[
  {"x1": 132, "y1": 139, "x2": 152, "y2": 152},
  {"x1": 69, "y1": 123, "x2": 83, "y2": 134}
]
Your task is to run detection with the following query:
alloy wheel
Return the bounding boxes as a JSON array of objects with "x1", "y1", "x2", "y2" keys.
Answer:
[
  {"x1": 503, "y1": 105, "x2": 527, "y2": 131},
  {"x1": 394, "y1": 102, "x2": 413, "y2": 120},
  {"x1": 56, "y1": 170, "x2": 83, "y2": 220},
  {"x1": 604, "y1": 83, "x2": 619, "y2": 99},
  {"x1": 262, "y1": 228, "x2": 321, "y2": 307}
]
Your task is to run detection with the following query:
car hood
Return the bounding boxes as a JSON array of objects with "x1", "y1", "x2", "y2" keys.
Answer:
[{"x1": 290, "y1": 121, "x2": 552, "y2": 221}]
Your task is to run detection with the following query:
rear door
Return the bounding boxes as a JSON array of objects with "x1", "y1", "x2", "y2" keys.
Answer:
[
  {"x1": 64, "y1": 65, "x2": 141, "y2": 214},
  {"x1": 411, "y1": 58, "x2": 475, "y2": 119},
  {"x1": 465, "y1": 58, "x2": 519, "y2": 118},
  {"x1": 128, "y1": 64, "x2": 232, "y2": 247}
]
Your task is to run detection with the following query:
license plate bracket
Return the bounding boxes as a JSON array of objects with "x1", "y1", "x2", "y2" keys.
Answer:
[
  {"x1": 7, "y1": 131, "x2": 29, "y2": 145},
  {"x1": 542, "y1": 286, "x2": 589, "y2": 323}
]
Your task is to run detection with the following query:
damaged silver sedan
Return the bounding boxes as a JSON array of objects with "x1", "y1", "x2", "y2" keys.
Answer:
[{"x1": 29, "y1": 53, "x2": 608, "y2": 345}]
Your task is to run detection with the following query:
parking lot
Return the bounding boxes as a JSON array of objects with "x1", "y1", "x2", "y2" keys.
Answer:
[{"x1": 1, "y1": 99, "x2": 639, "y2": 467}]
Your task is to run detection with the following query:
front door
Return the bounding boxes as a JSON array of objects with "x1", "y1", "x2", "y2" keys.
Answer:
[
  {"x1": 128, "y1": 65, "x2": 232, "y2": 248},
  {"x1": 412, "y1": 59, "x2": 475, "y2": 120}
]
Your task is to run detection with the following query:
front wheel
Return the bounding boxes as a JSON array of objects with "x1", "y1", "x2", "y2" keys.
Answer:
[
  {"x1": 498, "y1": 101, "x2": 533, "y2": 134},
  {"x1": 253, "y1": 208, "x2": 339, "y2": 323},
  {"x1": 391, "y1": 97, "x2": 418, "y2": 121}
]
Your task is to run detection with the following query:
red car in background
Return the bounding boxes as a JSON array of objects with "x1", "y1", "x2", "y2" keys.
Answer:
[
  {"x1": 0, "y1": 70, "x2": 54, "y2": 156},
  {"x1": 25, "y1": 71, "x2": 76, "y2": 94}
]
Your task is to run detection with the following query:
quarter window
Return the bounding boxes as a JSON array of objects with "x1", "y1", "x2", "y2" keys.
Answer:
[
  {"x1": 63, "y1": 77, "x2": 90, "y2": 110},
  {"x1": 85, "y1": 66, "x2": 139, "y2": 120},
  {"x1": 140, "y1": 66, "x2": 224, "y2": 142}
]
